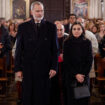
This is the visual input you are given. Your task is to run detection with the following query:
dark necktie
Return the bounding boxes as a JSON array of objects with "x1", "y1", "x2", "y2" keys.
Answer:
[
  {"x1": 36, "y1": 23, "x2": 40, "y2": 32},
  {"x1": 35, "y1": 23, "x2": 40, "y2": 38}
]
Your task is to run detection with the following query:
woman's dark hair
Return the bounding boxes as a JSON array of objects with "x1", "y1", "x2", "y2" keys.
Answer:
[
  {"x1": 65, "y1": 22, "x2": 85, "y2": 41},
  {"x1": 8, "y1": 23, "x2": 16, "y2": 32},
  {"x1": 91, "y1": 25, "x2": 98, "y2": 33}
]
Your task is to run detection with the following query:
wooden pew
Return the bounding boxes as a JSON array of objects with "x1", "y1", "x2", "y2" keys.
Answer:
[
  {"x1": 94, "y1": 53, "x2": 101, "y2": 74},
  {"x1": 96, "y1": 57, "x2": 105, "y2": 96},
  {"x1": 0, "y1": 56, "x2": 8, "y2": 97},
  {"x1": 6, "y1": 51, "x2": 14, "y2": 83}
]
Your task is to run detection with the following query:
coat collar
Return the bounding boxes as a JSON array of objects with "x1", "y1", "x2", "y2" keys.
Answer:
[
  {"x1": 29, "y1": 18, "x2": 47, "y2": 40},
  {"x1": 30, "y1": 18, "x2": 46, "y2": 25}
]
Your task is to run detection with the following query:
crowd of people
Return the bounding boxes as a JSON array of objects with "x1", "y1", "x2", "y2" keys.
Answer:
[{"x1": 0, "y1": 1, "x2": 105, "y2": 105}]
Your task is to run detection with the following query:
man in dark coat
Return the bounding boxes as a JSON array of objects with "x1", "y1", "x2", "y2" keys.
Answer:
[
  {"x1": 64, "y1": 14, "x2": 77, "y2": 34},
  {"x1": 15, "y1": 1, "x2": 58, "y2": 105},
  {"x1": 0, "y1": 19, "x2": 11, "y2": 58}
]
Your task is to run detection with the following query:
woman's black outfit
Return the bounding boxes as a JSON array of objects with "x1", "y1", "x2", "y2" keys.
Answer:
[
  {"x1": 99, "y1": 36, "x2": 105, "y2": 76},
  {"x1": 99, "y1": 36, "x2": 105, "y2": 58},
  {"x1": 63, "y1": 35, "x2": 93, "y2": 105},
  {"x1": 9, "y1": 35, "x2": 16, "y2": 48}
]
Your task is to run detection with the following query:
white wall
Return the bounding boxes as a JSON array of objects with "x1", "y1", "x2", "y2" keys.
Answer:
[{"x1": 103, "y1": 0, "x2": 105, "y2": 20}]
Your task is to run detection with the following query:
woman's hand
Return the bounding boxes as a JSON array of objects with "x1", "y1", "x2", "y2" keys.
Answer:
[{"x1": 75, "y1": 74, "x2": 85, "y2": 83}]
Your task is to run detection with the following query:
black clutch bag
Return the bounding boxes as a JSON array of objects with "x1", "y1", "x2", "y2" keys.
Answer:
[{"x1": 72, "y1": 80, "x2": 90, "y2": 99}]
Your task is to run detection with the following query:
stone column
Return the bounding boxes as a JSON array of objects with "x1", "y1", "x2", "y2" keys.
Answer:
[
  {"x1": 70, "y1": 0, "x2": 73, "y2": 13},
  {"x1": 103, "y1": 0, "x2": 105, "y2": 20},
  {"x1": 94, "y1": 0, "x2": 99, "y2": 18},
  {"x1": 5, "y1": 0, "x2": 11, "y2": 20},
  {"x1": 89, "y1": 0, "x2": 95, "y2": 18},
  {"x1": 0, "y1": 0, "x2": 2, "y2": 17},
  {"x1": 2, "y1": 0, "x2": 6, "y2": 17},
  {"x1": 89, "y1": 0, "x2": 102, "y2": 19},
  {"x1": 0, "y1": 0, "x2": 11, "y2": 20},
  {"x1": 98, "y1": 0, "x2": 102, "y2": 18},
  {"x1": 25, "y1": 0, "x2": 30, "y2": 18}
]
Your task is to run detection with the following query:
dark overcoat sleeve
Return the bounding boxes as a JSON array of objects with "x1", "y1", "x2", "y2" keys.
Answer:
[
  {"x1": 50, "y1": 24, "x2": 59, "y2": 71},
  {"x1": 14, "y1": 24, "x2": 24, "y2": 72}
]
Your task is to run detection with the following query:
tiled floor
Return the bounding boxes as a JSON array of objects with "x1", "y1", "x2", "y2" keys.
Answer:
[
  {"x1": 0, "y1": 81, "x2": 17, "y2": 105},
  {"x1": 90, "y1": 87, "x2": 105, "y2": 105},
  {"x1": 0, "y1": 82, "x2": 105, "y2": 105}
]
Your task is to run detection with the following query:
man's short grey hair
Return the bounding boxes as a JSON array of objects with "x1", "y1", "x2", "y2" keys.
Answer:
[{"x1": 31, "y1": 1, "x2": 44, "y2": 10}]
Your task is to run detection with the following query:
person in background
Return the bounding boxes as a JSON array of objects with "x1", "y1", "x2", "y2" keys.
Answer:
[
  {"x1": 8, "y1": 23, "x2": 17, "y2": 48},
  {"x1": 91, "y1": 25, "x2": 98, "y2": 35},
  {"x1": 0, "y1": 18, "x2": 11, "y2": 71},
  {"x1": 96, "y1": 24, "x2": 105, "y2": 43},
  {"x1": 64, "y1": 14, "x2": 77, "y2": 33},
  {"x1": 99, "y1": 30, "x2": 105, "y2": 78},
  {"x1": 0, "y1": 18, "x2": 11, "y2": 58},
  {"x1": 86, "y1": 21, "x2": 94, "y2": 32},
  {"x1": 62, "y1": 18, "x2": 68, "y2": 25},
  {"x1": 50, "y1": 23, "x2": 67, "y2": 105},
  {"x1": 77, "y1": 17, "x2": 98, "y2": 56},
  {"x1": 99, "y1": 30, "x2": 105, "y2": 58}
]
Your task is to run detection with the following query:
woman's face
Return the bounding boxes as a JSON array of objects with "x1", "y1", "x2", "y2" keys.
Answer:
[
  {"x1": 72, "y1": 24, "x2": 83, "y2": 38},
  {"x1": 92, "y1": 26, "x2": 97, "y2": 33},
  {"x1": 89, "y1": 23, "x2": 94, "y2": 30},
  {"x1": 100, "y1": 24, "x2": 105, "y2": 32},
  {"x1": 10, "y1": 24, "x2": 15, "y2": 31}
]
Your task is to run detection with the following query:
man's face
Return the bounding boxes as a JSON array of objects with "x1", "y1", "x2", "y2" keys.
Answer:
[
  {"x1": 57, "y1": 24, "x2": 64, "y2": 38},
  {"x1": 31, "y1": 4, "x2": 44, "y2": 22},
  {"x1": 69, "y1": 16, "x2": 76, "y2": 24}
]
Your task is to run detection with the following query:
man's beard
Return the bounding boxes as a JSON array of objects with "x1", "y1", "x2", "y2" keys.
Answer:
[{"x1": 33, "y1": 15, "x2": 44, "y2": 21}]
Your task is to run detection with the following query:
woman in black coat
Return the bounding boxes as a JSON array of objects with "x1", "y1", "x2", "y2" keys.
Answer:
[
  {"x1": 63, "y1": 22, "x2": 93, "y2": 105},
  {"x1": 99, "y1": 34, "x2": 105, "y2": 58}
]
